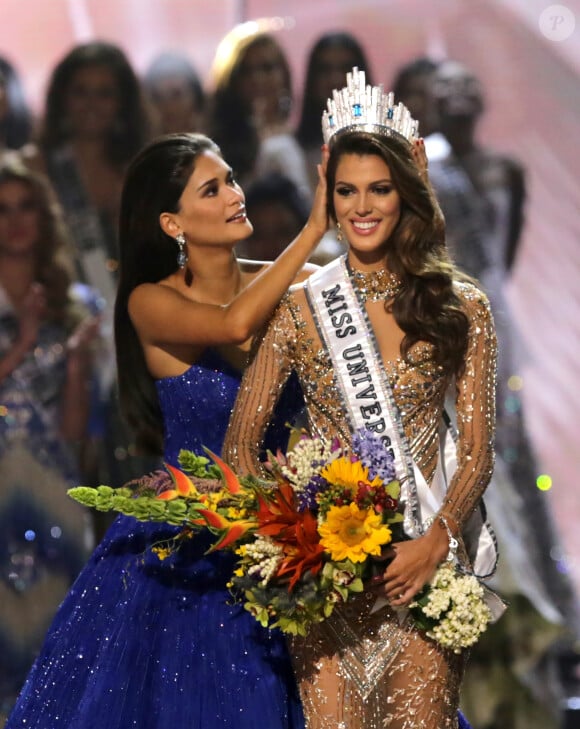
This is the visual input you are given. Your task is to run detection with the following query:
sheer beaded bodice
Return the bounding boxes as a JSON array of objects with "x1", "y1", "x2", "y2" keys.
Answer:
[
  {"x1": 224, "y1": 279, "x2": 496, "y2": 530},
  {"x1": 223, "y1": 274, "x2": 496, "y2": 729}
]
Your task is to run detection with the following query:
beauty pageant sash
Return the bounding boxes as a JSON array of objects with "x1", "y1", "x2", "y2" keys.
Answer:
[{"x1": 305, "y1": 255, "x2": 498, "y2": 580}]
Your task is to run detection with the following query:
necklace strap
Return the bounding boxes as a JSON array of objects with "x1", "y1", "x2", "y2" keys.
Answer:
[{"x1": 350, "y1": 266, "x2": 403, "y2": 303}]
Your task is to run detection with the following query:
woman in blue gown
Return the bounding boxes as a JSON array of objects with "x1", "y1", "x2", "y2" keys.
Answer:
[{"x1": 6, "y1": 132, "x2": 328, "y2": 728}]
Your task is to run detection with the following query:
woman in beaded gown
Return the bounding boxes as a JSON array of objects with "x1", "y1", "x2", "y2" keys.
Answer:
[
  {"x1": 6, "y1": 132, "x2": 328, "y2": 729},
  {"x1": 224, "y1": 74, "x2": 496, "y2": 729}
]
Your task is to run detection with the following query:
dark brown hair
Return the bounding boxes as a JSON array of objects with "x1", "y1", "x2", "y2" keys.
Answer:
[
  {"x1": 41, "y1": 41, "x2": 150, "y2": 166},
  {"x1": 326, "y1": 131, "x2": 472, "y2": 375},
  {"x1": 114, "y1": 133, "x2": 221, "y2": 454},
  {"x1": 296, "y1": 32, "x2": 373, "y2": 148}
]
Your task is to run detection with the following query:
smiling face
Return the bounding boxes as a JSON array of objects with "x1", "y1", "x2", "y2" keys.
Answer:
[
  {"x1": 0, "y1": 179, "x2": 39, "y2": 258},
  {"x1": 163, "y1": 150, "x2": 253, "y2": 248},
  {"x1": 332, "y1": 153, "x2": 401, "y2": 266}
]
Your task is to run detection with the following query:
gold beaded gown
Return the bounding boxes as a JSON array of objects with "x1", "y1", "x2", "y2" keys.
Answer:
[{"x1": 223, "y1": 265, "x2": 497, "y2": 729}]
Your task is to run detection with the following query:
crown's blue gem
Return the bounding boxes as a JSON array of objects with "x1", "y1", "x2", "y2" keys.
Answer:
[
  {"x1": 177, "y1": 250, "x2": 187, "y2": 268},
  {"x1": 321, "y1": 67, "x2": 419, "y2": 145}
]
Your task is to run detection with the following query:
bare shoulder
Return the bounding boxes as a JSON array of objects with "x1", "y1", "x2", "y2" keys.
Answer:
[
  {"x1": 128, "y1": 281, "x2": 180, "y2": 320},
  {"x1": 129, "y1": 280, "x2": 176, "y2": 303}
]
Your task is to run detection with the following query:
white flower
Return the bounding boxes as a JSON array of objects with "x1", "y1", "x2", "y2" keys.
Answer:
[
  {"x1": 410, "y1": 565, "x2": 493, "y2": 653},
  {"x1": 244, "y1": 536, "x2": 283, "y2": 587},
  {"x1": 281, "y1": 436, "x2": 341, "y2": 492}
]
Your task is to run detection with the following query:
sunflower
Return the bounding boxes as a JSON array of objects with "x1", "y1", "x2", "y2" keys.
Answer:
[
  {"x1": 321, "y1": 457, "x2": 383, "y2": 492},
  {"x1": 318, "y1": 502, "x2": 392, "y2": 563}
]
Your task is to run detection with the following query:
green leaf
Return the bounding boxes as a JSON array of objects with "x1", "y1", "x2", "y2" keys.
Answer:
[
  {"x1": 96, "y1": 485, "x2": 115, "y2": 496},
  {"x1": 323, "y1": 602, "x2": 335, "y2": 618},
  {"x1": 349, "y1": 578, "x2": 364, "y2": 593},
  {"x1": 244, "y1": 602, "x2": 270, "y2": 628},
  {"x1": 166, "y1": 501, "x2": 188, "y2": 517},
  {"x1": 177, "y1": 449, "x2": 222, "y2": 479},
  {"x1": 321, "y1": 562, "x2": 335, "y2": 580},
  {"x1": 388, "y1": 513, "x2": 404, "y2": 524},
  {"x1": 275, "y1": 617, "x2": 307, "y2": 636},
  {"x1": 385, "y1": 481, "x2": 401, "y2": 498},
  {"x1": 68, "y1": 487, "x2": 98, "y2": 507},
  {"x1": 409, "y1": 610, "x2": 435, "y2": 631}
]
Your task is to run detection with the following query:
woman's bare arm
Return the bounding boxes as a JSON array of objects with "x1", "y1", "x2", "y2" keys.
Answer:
[{"x1": 131, "y1": 158, "x2": 328, "y2": 348}]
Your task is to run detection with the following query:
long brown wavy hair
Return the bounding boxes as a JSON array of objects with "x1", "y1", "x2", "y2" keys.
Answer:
[
  {"x1": 326, "y1": 131, "x2": 473, "y2": 376},
  {"x1": 0, "y1": 161, "x2": 80, "y2": 330}
]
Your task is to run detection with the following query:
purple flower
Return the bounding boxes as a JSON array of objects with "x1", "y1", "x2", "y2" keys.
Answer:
[
  {"x1": 298, "y1": 475, "x2": 328, "y2": 511},
  {"x1": 352, "y1": 427, "x2": 396, "y2": 482}
]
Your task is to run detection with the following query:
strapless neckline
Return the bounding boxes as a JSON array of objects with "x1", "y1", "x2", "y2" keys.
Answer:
[{"x1": 155, "y1": 349, "x2": 243, "y2": 384}]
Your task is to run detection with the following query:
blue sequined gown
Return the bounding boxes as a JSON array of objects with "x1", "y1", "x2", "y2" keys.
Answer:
[{"x1": 6, "y1": 351, "x2": 304, "y2": 729}]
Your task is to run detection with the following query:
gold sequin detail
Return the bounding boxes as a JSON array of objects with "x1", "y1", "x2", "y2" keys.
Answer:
[
  {"x1": 224, "y1": 279, "x2": 497, "y2": 728},
  {"x1": 351, "y1": 266, "x2": 403, "y2": 303}
]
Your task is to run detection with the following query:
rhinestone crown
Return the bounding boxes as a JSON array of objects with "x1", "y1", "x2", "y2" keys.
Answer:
[{"x1": 322, "y1": 67, "x2": 420, "y2": 146}]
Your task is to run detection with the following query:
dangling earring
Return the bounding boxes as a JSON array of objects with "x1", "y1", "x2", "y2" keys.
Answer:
[
  {"x1": 175, "y1": 233, "x2": 188, "y2": 268},
  {"x1": 336, "y1": 222, "x2": 343, "y2": 242}
]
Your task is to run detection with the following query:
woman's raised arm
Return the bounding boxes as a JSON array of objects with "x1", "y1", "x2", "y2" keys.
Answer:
[{"x1": 131, "y1": 155, "x2": 328, "y2": 348}]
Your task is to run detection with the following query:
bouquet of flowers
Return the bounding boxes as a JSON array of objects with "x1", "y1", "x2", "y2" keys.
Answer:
[
  {"x1": 68, "y1": 427, "x2": 494, "y2": 646},
  {"x1": 409, "y1": 563, "x2": 493, "y2": 653},
  {"x1": 223, "y1": 427, "x2": 405, "y2": 635}
]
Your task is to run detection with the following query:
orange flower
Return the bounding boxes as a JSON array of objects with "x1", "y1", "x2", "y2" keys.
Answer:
[
  {"x1": 156, "y1": 463, "x2": 198, "y2": 500},
  {"x1": 204, "y1": 447, "x2": 243, "y2": 494},
  {"x1": 256, "y1": 482, "x2": 325, "y2": 591},
  {"x1": 256, "y1": 482, "x2": 299, "y2": 538},
  {"x1": 195, "y1": 449, "x2": 257, "y2": 550},
  {"x1": 197, "y1": 508, "x2": 256, "y2": 551}
]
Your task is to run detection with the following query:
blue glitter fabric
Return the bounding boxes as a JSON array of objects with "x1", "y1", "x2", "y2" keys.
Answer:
[
  {"x1": 6, "y1": 351, "x2": 304, "y2": 729},
  {"x1": 459, "y1": 710, "x2": 473, "y2": 728}
]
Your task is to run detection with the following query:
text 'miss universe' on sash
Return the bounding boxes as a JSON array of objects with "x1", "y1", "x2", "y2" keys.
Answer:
[{"x1": 304, "y1": 254, "x2": 499, "y2": 584}]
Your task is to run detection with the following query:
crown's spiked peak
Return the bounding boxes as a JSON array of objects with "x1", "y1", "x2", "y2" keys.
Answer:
[{"x1": 322, "y1": 67, "x2": 420, "y2": 146}]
